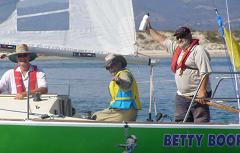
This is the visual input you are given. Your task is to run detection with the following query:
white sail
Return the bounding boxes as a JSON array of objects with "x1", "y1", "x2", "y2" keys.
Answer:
[{"x1": 0, "y1": 0, "x2": 136, "y2": 57}]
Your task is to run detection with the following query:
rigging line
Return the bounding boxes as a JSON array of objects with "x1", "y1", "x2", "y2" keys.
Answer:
[
  {"x1": 226, "y1": 0, "x2": 236, "y2": 72},
  {"x1": 225, "y1": 0, "x2": 240, "y2": 122},
  {"x1": 212, "y1": 0, "x2": 234, "y2": 76},
  {"x1": 225, "y1": 0, "x2": 240, "y2": 90},
  {"x1": 214, "y1": 8, "x2": 236, "y2": 98}
]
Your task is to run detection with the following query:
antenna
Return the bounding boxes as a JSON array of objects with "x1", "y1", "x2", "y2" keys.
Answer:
[{"x1": 26, "y1": 72, "x2": 30, "y2": 120}]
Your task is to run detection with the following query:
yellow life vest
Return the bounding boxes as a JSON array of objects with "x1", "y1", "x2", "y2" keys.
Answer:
[{"x1": 108, "y1": 69, "x2": 141, "y2": 110}]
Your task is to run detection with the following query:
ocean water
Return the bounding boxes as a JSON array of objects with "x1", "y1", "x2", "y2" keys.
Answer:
[{"x1": 0, "y1": 57, "x2": 239, "y2": 123}]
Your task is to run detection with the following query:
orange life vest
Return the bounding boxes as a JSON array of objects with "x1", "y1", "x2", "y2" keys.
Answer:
[
  {"x1": 14, "y1": 65, "x2": 37, "y2": 93},
  {"x1": 171, "y1": 39, "x2": 199, "y2": 73}
]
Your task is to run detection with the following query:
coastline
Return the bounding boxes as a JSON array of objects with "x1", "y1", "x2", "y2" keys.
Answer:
[
  {"x1": 35, "y1": 49, "x2": 227, "y2": 61},
  {"x1": 0, "y1": 50, "x2": 226, "y2": 62},
  {"x1": 138, "y1": 49, "x2": 227, "y2": 58}
]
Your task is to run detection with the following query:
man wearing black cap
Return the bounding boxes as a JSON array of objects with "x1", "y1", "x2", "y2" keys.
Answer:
[
  {"x1": 146, "y1": 23, "x2": 212, "y2": 123},
  {"x1": 91, "y1": 54, "x2": 141, "y2": 122}
]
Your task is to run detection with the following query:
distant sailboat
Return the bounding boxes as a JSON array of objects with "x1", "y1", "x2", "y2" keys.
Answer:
[{"x1": 0, "y1": 0, "x2": 240, "y2": 153}]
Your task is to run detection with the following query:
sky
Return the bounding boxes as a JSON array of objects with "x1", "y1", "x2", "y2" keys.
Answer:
[
  {"x1": 133, "y1": 0, "x2": 240, "y2": 30},
  {"x1": 0, "y1": 0, "x2": 239, "y2": 31}
]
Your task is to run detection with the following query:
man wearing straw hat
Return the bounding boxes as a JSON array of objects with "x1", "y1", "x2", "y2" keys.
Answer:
[{"x1": 0, "y1": 44, "x2": 48, "y2": 100}]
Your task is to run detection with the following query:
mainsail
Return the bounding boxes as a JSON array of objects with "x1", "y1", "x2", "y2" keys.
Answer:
[{"x1": 0, "y1": 0, "x2": 136, "y2": 57}]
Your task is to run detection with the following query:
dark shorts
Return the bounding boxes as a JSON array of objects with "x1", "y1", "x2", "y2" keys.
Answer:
[{"x1": 174, "y1": 92, "x2": 211, "y2": 123}]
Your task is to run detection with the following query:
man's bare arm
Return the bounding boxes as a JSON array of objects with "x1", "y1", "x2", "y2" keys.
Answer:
[
  {"x1": 197, "y1": 74, "x2": 209, "y2": 104},
  {"x1": 146, "y1": 23, "x2": 167, "y2": 45}
]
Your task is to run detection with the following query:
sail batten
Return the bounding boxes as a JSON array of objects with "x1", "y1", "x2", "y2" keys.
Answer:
[{"x1": 0, "y1": 0, "x2": 136, "y2": 56}]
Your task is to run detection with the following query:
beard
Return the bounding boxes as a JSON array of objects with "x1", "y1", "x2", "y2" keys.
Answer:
[{"x1": 180, "y1": 39, "x2": 191, "y2": 50}]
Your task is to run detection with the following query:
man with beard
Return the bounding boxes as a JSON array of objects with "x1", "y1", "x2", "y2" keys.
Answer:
[{"x1": 146, "y1": 24, "x2": 212, "y2": 123}]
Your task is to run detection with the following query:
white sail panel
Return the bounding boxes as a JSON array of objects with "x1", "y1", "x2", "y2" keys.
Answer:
[{"x1": 0, "y1": 0, "x2": 136, "y2": 56}]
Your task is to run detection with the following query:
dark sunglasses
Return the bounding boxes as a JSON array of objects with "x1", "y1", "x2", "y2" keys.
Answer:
[
  {"x1": 105, "y1": 60, "x2": 118, "y2": 70},
  {"x1": 106, "y1": 64, "x2": 115, "y2": 70},
  {"x1": 176, "y1": 36, "x2": 181, "y2": 40},
  {"x1": 176, "y1": 34, "x2": 186, "y2": 40},
  {"x1": 105, "y1": 66, "x2": 111, "y2": 70},
  {"x1": 17, "y1": 54, "x2": 28, "y2": 58}
]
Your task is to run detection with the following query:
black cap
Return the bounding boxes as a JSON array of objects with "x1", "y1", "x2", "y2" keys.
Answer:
[{"x1": 173, "y1": 27, "x2": 191, "y2": 39}]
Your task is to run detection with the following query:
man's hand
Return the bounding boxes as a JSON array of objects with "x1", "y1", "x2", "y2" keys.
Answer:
[
  {"x1": 15, "y1": 92, "x2": 27, "y2": 100},
  {"x1": 197, "y1": 90, "x2": 207, "y2": 104},
  {"x1": 145, "y1": 22, "x2": 151, "y2": 34},
  {"x1": 196, "y1": 74, "x2": 209, "y2": 104},
  {"x1": 112, "y1": 76, "x2": 121, "y2": 84}
]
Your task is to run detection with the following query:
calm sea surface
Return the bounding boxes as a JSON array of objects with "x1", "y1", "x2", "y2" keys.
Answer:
[{"x1": 0, "y1": 57, "x2": 239, "y2": 123}]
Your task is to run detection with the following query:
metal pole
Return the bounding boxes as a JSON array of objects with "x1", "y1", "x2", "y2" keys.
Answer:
[
  {"x1": 147, "y1": 64, "x2": 154, "y2": 121},
  {"x1": 27, "y1": 72, "x2": 30, "y2": 120},
  {"x1": 183, "y1": 73, "x2": 208, "y2": 122}
]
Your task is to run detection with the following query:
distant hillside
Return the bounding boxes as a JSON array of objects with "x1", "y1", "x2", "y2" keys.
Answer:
[{"x1": 136, "y1": 30, "x2": 240, "y2": 57}]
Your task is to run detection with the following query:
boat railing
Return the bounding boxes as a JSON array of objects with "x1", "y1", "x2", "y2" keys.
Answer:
[
  {"x1": 183, "y1": 71, "x2": 240, "y2": 123},
  {"x1": 211, "y1": 75, "x2": 240, "y2": 98}
]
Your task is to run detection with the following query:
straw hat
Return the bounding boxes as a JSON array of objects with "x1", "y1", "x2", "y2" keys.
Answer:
[
  {"x1": 8, "y1": 44, "x2": 37, "y2": 63},
  {"x1": 105, "y1": 54, "x2": 127, "y2": 70}
]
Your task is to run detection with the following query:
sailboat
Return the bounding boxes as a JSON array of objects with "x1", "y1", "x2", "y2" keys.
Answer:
[{"x1": 0, "y1": 0, "x2": 240, "y2": 153}]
